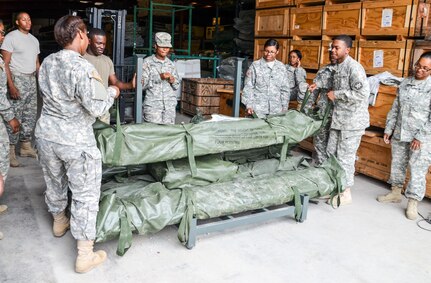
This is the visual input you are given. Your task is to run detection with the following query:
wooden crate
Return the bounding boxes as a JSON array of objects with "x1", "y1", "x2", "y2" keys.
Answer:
[
  {"x1": 299, "y1": 137, "x2": 315, "y2": 153},
  {"x1": 254, "y1": 38, "x2": 289, "y2": 63},
  {"x1": 355, "y1": 131, "x2": 392, "y2": 182},
  {"x1": 322, "y1": 2, "x2": 361, "y2": 36},
  {"x1": 361, "y1": 0, "x2": 415, "y2": 37},
  {"x1": 290, "y1": 40, "x2": 321, "y2": 69},
  {"x1": 181, "y1": 78, "x2": 233, "y2": 116},
  {"x1": 255, "y1": 8, "x2": 289, "y2": 37},
  {"x1": 306, "y1": 72, "x2": 317, "y2": 84},
  {"x1": 256, "y1": 0, "x2": 294, "y2": 9},
  {"x1": 218, "y1": 89, "x2": 247, "y2": 117},
  {"x1": 357, "y1": 40, "x2": 409, "y2": 77},
  {"x1": 320, "y1": 39, "x2": 358, "y2": 66},
  {"x1": 404, "y1": 166, "x2": 431, "y2": 199},
  {"x1": 368, "y1": 84, "x2": 397, "y2": 129},
  {"x1": 290, "y1": 6, "x2": 323, "y2": 37},
  {"x1": 411, "y1": 0, "x2": 431, "y2": 38}
]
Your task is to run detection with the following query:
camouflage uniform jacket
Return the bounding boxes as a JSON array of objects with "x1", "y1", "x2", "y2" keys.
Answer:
[
  {"x1": 242, "y1": 58, "x2": 290, "y2": 114},
  {"x1": 0, "y1": 56, "x2": 14, "y2": 122},
  {"x1": 385, "y1": 76, "x2": 431, "y2": 142},
  {"x1": 331, "y1": 56, "x2": 370, "y2": 130},
  {"x1": 286, "y1": 65, "x2": 306, "y2": 97},
  {"x1": 312, "y1": 63, "x2": 336, "y2": 115},
  {"x1": 35, "y1": 49, "x2": 117, "y2": 146},
  {"x1": 141, "y1": 55, "x2": 180, "y2": 104}
]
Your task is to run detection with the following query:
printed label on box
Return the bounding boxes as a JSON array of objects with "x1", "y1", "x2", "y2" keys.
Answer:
[
  {"x1": 373, "y1": 50, "x2": 384, "y2": 68},
  {"x1": 381, "y1": 8, "x2": 393, "y2": 27}
]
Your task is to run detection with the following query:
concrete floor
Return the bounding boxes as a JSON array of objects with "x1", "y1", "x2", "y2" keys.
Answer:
[{"x1": 1, "y1": 115, "x2": 431, "y2": 282}]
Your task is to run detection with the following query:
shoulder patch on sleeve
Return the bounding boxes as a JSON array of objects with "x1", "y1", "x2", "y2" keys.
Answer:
[{"x1": 353, "y1": 81, "x2": 363, "y2": 91}]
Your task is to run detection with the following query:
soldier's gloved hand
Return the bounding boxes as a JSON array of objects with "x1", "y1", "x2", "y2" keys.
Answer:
[{"x1": 246, "y1": 108, "x2": 254, "y2": 115}]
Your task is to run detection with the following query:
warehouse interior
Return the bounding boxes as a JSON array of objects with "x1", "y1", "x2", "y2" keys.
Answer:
[{"x1": 1, "y1": 0, "x2": 431, "y2": 282}]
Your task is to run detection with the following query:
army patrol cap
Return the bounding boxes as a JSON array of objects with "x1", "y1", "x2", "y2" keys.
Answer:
[{"x1": 155, "y1": 32, "x2": 172, "y2": 48}]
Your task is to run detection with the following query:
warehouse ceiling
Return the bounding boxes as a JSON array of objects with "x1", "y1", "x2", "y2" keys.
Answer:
[{"x1": 0, "y1": 0, "x2": 228, "y2": 22}]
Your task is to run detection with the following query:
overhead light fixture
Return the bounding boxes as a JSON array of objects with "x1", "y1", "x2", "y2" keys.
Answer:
[
  {"x1": 94, "y1": 2, "x2": 104, "y2": 5},
  {"x1": 190, "y1": 2, "x2": 197, "y2": 4},
  {"x1": 79, "y1": 0, "x2": 91, "y2": 3},
  {"x1": 204, "y1": 5, "x2": 212, "y2": 8}
]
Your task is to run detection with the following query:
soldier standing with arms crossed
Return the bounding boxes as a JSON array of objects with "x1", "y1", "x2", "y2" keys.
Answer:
[
  {"x1": 36, "y1": 15, "x2": 120, "y2": 273},
  {"x1": 324, "y1": 35, "x2": 370, "y2": 206},
  {"x1": 0, "y1": 19, "x2": 20, "y2": 240},
  {"x1": 377, "y1": 52, "x2": 431, "y2": 220},
  {"x1": 1, "y1": 12, "x2": 39, "y2": 167}
]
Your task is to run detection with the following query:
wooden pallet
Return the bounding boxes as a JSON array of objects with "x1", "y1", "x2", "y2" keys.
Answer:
[
  {"x1": 255, "y1": 8, "x2": 290, "y2": 37},
  {"x1": 253, "y1": 38, "x2": 289, "y2": 63}
]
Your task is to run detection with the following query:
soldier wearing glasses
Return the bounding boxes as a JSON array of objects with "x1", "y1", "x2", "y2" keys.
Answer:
[
  {"x1": 378, "y1": 51, "x2": 431, "y2": 220},
  {"x1": 242, "y1": 38, "x2": 290, "y2": 118}
]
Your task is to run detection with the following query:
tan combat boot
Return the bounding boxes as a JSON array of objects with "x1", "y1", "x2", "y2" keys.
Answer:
[
  {"x1": 327, "y1": 187, "x2": 353, "y2": 207},
  {"x1": 75, "y1": 240, "x2": 107, "y2": 273},
  {"x1": 405, "y1": 198, "x2": 418, "y2": 220},
  {"x1": 0, "y1": 204, "x2": 7, "y2": 215},
  {"x1": 9, "y1": 145, "x2": 20, "y2": 167},
  {"x1": 377, "y1": 185, "x2": 402, "y2": 203},
  {"x1": 53, "y1": 210, "x2": 70, "y2": 237},
  {"x1": 20, "y1": 141, "x2": 37, "y2": 158}
]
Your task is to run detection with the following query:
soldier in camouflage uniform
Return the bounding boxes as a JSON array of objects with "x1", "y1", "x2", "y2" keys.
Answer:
[
  {"x1": 242, "y1": 39, "x2": 290, "y2": 118},
  {"x1": 35, "y1": 16, "x2": 120, "y2": 273},
  {"x1": 325, "y1": 35, "x2": 370, "y2": 206},
  {"x1": 1, "y1": 12, "x2": 40, "y2": 167},
  {"x1": 286, "y1": 49, "x2": 307, "y2": 109},
  {"x1": 141, "y1": 32, "x2": 179, "y2": 124},
  {"x1": 0, "y1": 19, "x2": 20, "y2": 240},
  {"x1": 377, "y1": 52, "x2": 431, "y2": 220}
]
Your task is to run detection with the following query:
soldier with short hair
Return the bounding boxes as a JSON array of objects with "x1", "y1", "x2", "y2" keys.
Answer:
[
  {"x1": 1, "y1": 12, "x2": 40, "y2": 167},
  {"x1": 377, "y1": 51, "x2": 431, "y2": 220},
  {"x1": 35, "y1": 15, "x2": 120, "y2": 273},
  {"x1": 242, "y1": 38, "x2": 290, "y2": 118},
  {"x1": 325, "y1": 35, "x2": 370, "y2": 206},
  {"x1": 141, "y1": 32, "x2": 179, "y2": 124}
]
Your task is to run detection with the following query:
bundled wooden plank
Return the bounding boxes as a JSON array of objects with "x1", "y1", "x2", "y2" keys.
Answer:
[
  {"x1": 256, "y1": 0, "x2": 295, "y2": 9},
  {"x1": 255, "y1": 8, "x2": 289, "y2": 37},
  {"x1": 368, "y1": 85, "x2": 397, "y2": 129},
  {"x1": 322, "y1": 2, "x2": 362, "y2": 37},
  {"x1": 355, "y1": 131, "x2": 392, "y2": 182},
  {"x1": 320, "y1": 39, "x2": 358, "y2": 66},
  {"x1": 254, "y1": 38, "x2": 289, "y2": 63},
  {"x1": 358, "y1": 40, "x2": 409, "y2": 77},
  {"x1": 361, "y1": 0, "x2": 414, "y2": 37},
  {"x1": 290, "y1": 40, "x2": 322, "y2": 69},
  {"x1": 290, "y1": 6, "x2": 323, "y2": 37}
]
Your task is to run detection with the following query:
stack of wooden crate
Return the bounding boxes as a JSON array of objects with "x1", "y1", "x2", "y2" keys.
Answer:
[
  {"x1": 254, "y1": 0, "x2": 431, "y2": 198},
  {"x1": 180, "y1": 78, "x2": 234, "y2": 118}
]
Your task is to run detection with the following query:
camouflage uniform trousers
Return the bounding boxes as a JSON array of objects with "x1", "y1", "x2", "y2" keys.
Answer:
[
  {"x1": 143, "y1": 100, "x2": 176, "y2": 125},
  {"x1": 0, "y1": 122, "x2": 9, "y2": 180},
  {"x1": 313, "y1": 119, "x2": 331, "y2": 166},
  {"x1": 6, "y1": 73, "x2": 37, "y2": 145},
  {"x1": 326, "y1": 129, "x2": 364, "y2": 187},
  {"x1": 36, "y1": 138, "x2": 102, "y2": 240},
  {"x1": 389, "y1": 139, "x2": 431, "y2": 201}
]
